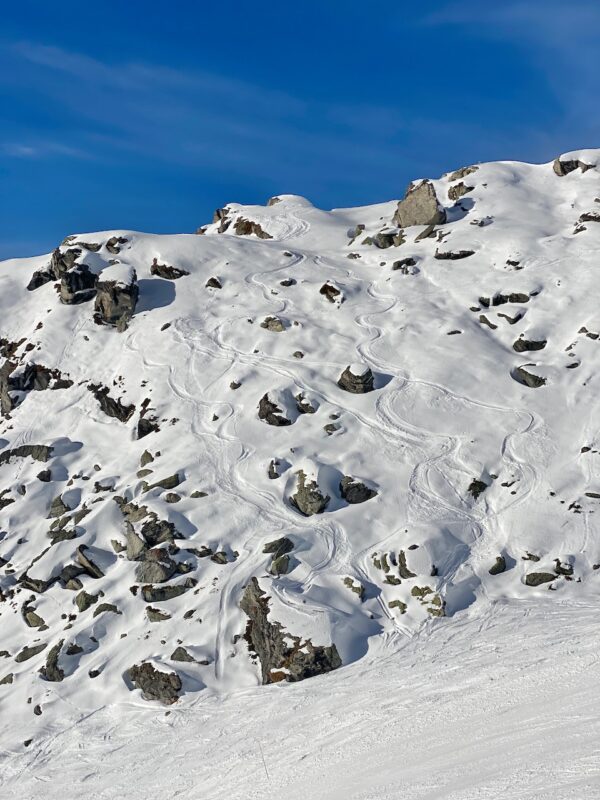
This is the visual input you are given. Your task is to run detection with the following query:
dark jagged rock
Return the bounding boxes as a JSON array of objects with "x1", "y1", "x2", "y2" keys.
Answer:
[
  {"x1": 170, "y1": 646, "x2": 195, "y2": 662},
  {"x1": 467, "y1": 479, "x2": 488, "y2": 500},
  {"x1": 363, "y1": 230, "x2": 405, "y2": 249},
  {"x1": 150, "y1": 258, "x2": 190, "y2": 280},
  {"x1": 513, "y1": 338, "x2": 547, "y2": 353},
  {"x1": 75, "y1": 591, "x2": 99, "y2": 613},
  {"x1": 512, "y1": 366, "x2": 546, "y2": 388},
  {"x1": 60, "y1": 264, "x2": 98, "y2": 304},
  {"x1": 240, "y1": 577, "x2": 341, "y2": 684},
  {"x1": 261, "y1": 316, "x2": 285, "y2": 332},
  {"x1": 126, "y1": 662, "x2": 182, "y2": 704},
  {"x1": 337, "y1": 364, "x2": 375, "y2": 394},
  {"x1": 447, "y1": 165, "x2": 479, "y2": 181},
  {"x1": 392, "y1": 257, "x2": 417, "y2": 273},
  {"x1": 290, "y1": 470, "x2": 330, "y2": 516},
  {"x1": 48, "y1": 495, "x2": 70, "y2": 518},
  {"x1": 27, "y1": 269, "x2": 54, "y2": 291},
  {"x1": 434, "y1": 249, "x2": 475, "y2": 260},
  {"x1": 393, "y1": 180, "x2": 446, "y2": 228},
  {"x1": 39, "y1": 639, "x2": 65, "y2": 682},
  {"x1": 263, "y1": 537, "x2": 294, "y2": 557},
  {"x1": 140, "y1": 517, "x2": 177, "y2": 547},
  {"x1": 105, "y1": 236, "x2": 128, "y2": 255},
  {"x1": 15, "y1": 643, "x2": 47, "y2": 663},
  {"x1": 319, "y1": 282, "x2": 342, "y2": 303},
  {"x1": 76, "y1": 545, "x2": 105, "y2": 579},
  {"x1": 93, "y1": 270, "x2": 138, "y2": 331},
  {"x1": 269, "y1": 554, "x2": 291, "y2": 576},
  {"x1": 92, "y1": 603, "x2": 121, "y2": 618},
  {"x1": 87, "y1": 383, "x2": 135, "y2": 422},
  {"x1": 397, "y1": 550, "x2": 417, "y2": 579},
  {"x1": 553, "y1": 157, "x2": 594, "y2": 176},
  {"x1": 489, "y1": 556, "x2": 506, "y2": 575},
  {"x1": 205, "y1": 276, "x2": 222, "y2": 289},
  {"x1": 16, "y1": 364, "x2": 73, "y2": 392},
  {"x1": 258, "y1": 393, "x2": 292, "y2": 426},
  {"x1": 0, "y1": 444, "x2": 53, "y2": 466},
  {"x1": 143, "y1": 473, "x2": 182, "y2": 493},
  {"x1": 340, "y1": 476, "x2": 377, "y2": 504},
  {"x1": 268, "y1": 459, "x2": 282, "y2": 479},
  {"x1": 141, "y1": 579, "x2": 196, "y2": 603},
  {"x1": 0, "y1": 359, "x2": 15, "y2": 417},
  {"x1": 296, "y1": 393, "x2": 317, "y2": 415}
]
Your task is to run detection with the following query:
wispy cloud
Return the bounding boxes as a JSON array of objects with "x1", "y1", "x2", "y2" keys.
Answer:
[{"x1": 1, "y1": 140, "x2": 91, "y2": 159}]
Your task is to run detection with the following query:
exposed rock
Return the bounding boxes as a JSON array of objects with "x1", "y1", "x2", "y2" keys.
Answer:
[
  {"x1": 479, "y1": 292, "x2": 530, "y2": 307},
  {"x1": 434, "y1": 249, "x2": 475, "y2": 260},
  {"x1": 141, "y1": 579, "x2": 196, "y2": 603},
  {"x1": 447, "y1": 165, "x2": 479, "y2": 181},
  {"x1": 392, "y1": 257, "x2": 417, "y2": 273},
  {"x1": 16, "y1": 363, "x2": 73, "y2": 392},
  {"x1": 205, "y1": 276, "x2": 222, "y2": 289},
  {"x1": 513, "y1": 338, "x2": 547, "y2": 353},
  {"x1": 140, "y1": 517, "x2": 177, "y2": 547},
  {"x1": 150, "y1": 258, "x2": 189, "y2": 280},
  {"x1": 240, "y1": 577, "x2": 341, "y2": 684},
  {"x1": 448, "y1": 182, "x2": 475, "y2": 201},
  {"x1": 126, "y1": 530, "x2": 147, "y2": 561},
  {"x1": 363, "y1": 230, "x2": 405, "y2": 249},
  {"x1": 337, "y1": 364, "x2": 375, "y2": 394},
  {"x1": 268, "y1": 459, "x2": 282, "y2": 479},
  {"x1": 261, "y1": 316, "x2": 285, "y2": 332},
  {"x1": 140, "y1": 450, "x2": 154, "y2": 467},
  {"x1": 263, "y1": 537, "x2": 294, "y2": 557},
  {"x1": 75, "y1": 591, "x2": 99, "y2": 612},
  {"x1": 76, "y1": 545, "x2": 105, "y2": 579},
  {"x1": 339, "y1": 476, "x2": 377, "y2": 504},
  {"x1": 553, "y1": 157, "x2": 593, "y2": 176},
  {"x1": 0, "y1": 359, "x2": 16, "y2": 417},
  {"x1": 143, "y1": 473, "x2": 182, "y2": 492},
  {"x1": 258, "y1": 394, "x2": 292, "y2": 426},
  {"x1": 233, "y1": 217, "x2": 273, "y2": 239},
  {"x1": 467, "y1": 479, "x2": 488, "y2": 500},
  {"x1": 319, "y1": 283, "x2": 342, "y2": 303},
  {"x1": 15, "y1": 643, "x2": 47, "y2": 663},
  {"x1": 87, "y1": 383, "x2": 135, "y2": 422},
  {"x1": 0, "y1": 674, "x2": 13, "y2": 685},
  {"x1": 290, "y1": 470, "x2": 330, "y2": 516},
  {"x1": 105, "y1": 236, "x2": 128, "y2": 255},
  {"x1": 295, "y1": 393, "x2": 317, "y2": 415},
  {"x1": 92, "y1": 603, "x2": 121, "y2": 618},
  {"x1": 94, "y1": 270, "x2": 138, "y2": 330},
  {"x1": 525, "y1": 572, "x2": 556, "y2": 586},
  {"x1": 39, "y1": 639, "x2": 65, "y2": 682},
  {"x1": 126, "y1": 662, "x2": 182, "y2": 704},
  {"x1": 512, "y1": 366, "x2": 546, "y2": 388},
  {"x1": 48, "y1": 495, "x2": 70, "y2": 518},
  {"x1": 393, "y1": 180, "x2": 447, "y2": 228},
  {"x1": 146, "y1": 606, "x2": 171, "y2": 622},
  {"x1": 135, "y1": 549, "x2": 177, "y2": 584},
  {"x1": 489, "y1": 556, "x2": 506, "y2": 575},
  {"x1": 554, "y1": 559, "x2": 574, "y2": 577},
  {"x1": 60, "y1": 264, "x2": 98, "y2": 304}
]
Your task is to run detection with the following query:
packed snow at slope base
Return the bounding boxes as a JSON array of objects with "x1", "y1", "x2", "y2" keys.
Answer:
[{"x1": 0, "y1": 152, "x2": 599, "y2": 791}]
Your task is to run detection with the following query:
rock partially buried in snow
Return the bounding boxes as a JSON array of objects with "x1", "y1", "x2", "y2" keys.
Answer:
[
  {"x1": 553, "y1": 156, "x2": 594, "y2": 176},
  {"x1": 525, "y1": 572, "x2": 556, "y2": 587},
  {"x1": 290, "y1": 469, "x2": 330, "y2": 516},
  {"x1": 150, "y1": 258, "x2": 189, "y2": 280},
  {"x1": 93, "y1": 264, "x2": 139, "y2": 331},
  {"x1": 340, "y1": 476, "x2": 377, "y2": 504},
  {"x1": 512, "y1": 366, "x2": 546, "y2": 388},
  {"x1": 126, "y1": 662, "x2": 182, "y2": 704},
  {"x1": 393, "y1": 180, "x2": 447, "y2": 228},
  {"x1": 258, "y1": 393, "x2": 292, "y2": 426},
  {"x1": 337, "y1": 363, "x2": 375, "y2": 394},
  {"x1": 60, "y1": 264, "x2": 98, "y2": 305},
  {"x1": 240, "y1": 577, "x2": 341, "y2": 684}
]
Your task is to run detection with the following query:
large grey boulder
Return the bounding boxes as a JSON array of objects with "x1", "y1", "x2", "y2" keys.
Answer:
[
  {"x1": 126, "y1": 662, "x2": 182, "y2": 704},
  {"x1": 60, "y1": 264, "x2": 98, "y2": 304},
  {"x1": 240, "y1": 578, "x2": 341, "y2": 684},
  {"x1": 340, "y1": 476, "x2": 377, "y2": 504},
  {"x1": 135, "y1": 549, "x2": 178, "y2": 584},
  {"x1": 290, "y1": 470, "x2": 330, "y2": 516},
  {"x1": 393, "y1": 180, "x2": 447, "y2": 228}
]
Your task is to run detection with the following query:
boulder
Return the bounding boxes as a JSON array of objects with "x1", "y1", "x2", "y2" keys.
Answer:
[
  {"x1": 39, "y1": 639, "x2": 65, "y2": 682},
  {"x1": 393, "y1": 180, "x2": 446, "y2": 228},
  {"x1": 258, "y1": 393, "x2": 292, "y2": 426},
  {"x1": 290, "y1": 470, "x2": 330, "y2": 516},
  {"x1": 240, "y1": 577, "x2": 341, "y2": 684},
  {"x1": 94, "y1": 268, "x2": 138, "y2": 331},
  {"x1": 87, "y1": 384, "x2": 135, "y2": 422},
  {"x1": 513, "y1": 338, "x2": 547, "y2": 353},
  {"x1": 319, "y1": 283, "x2": 342, "y2": 303},
  {"x1": 150, "y1": 258, "x2": 189, "y2": 280},
  {"x1": 260, "y1": 316, "x2": 285, "y2": 332},
  {"x1": 525, "y1": 572, "x2": 556, "y2": 586},
  {"x1": 233, "y1": 217, "x2": 273, "y2": 239},
  {"x1": 339, "y1": 476, "x2": 377, "y2": 504},
  {"x1": 60, "y1": 265, "x2": 98, "y2": 304},
  {"x1": 553, "y1": 157, "x2": 593, "y2": 176},
  {"x1": 337, "y1": 364, "x2": 375, "y2": 394},
  {"x1": 434, "y1": 249, "x2": 475, "y2": 260},
  {"x1": 135, "y1": 549, "x2": 178, "y2": 584},
  {"x1": 126, "y1": 662, "x2": 182, "y2": 704},
  {"x1": 448, "y1": 182, "x2": 474, "y2": 201},
  {"x1": 512, "y1": 366, "x2": 546, "y2": 388},
  {"x1": 489, "y1": 556, "x2": 506, "y2": 575}
]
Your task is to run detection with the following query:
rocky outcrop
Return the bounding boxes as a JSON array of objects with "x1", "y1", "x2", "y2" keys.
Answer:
[
  {"x1": 393, "y1": 180, "x2": 446, "y2": 228},
  {"x1": 150, "y1": 258, "x2": 189, "y2": 280},
  {"x1": 434, "y1": 249, "x2": 475, "y2": 260},
  {"x1": 448, "y1": 182, "x2": 474, "y2": 201},
  {"x1": 240, "y1": 578, "x2": 341, "y2": 684},
  {"x1": 93, "y1": 268, "x2": 138, "y2": 331},
  {"x1": 0, "y1": 360, "x2": 15, "y2": 417},
  {"x1": 513, "y1": 338, "x2": 547, "y2": 353},
  {"x1": 553, "y1": 157, "x2": 594, "y2": 176},
  {"x1": 258, "y1": 394, "x2": 292, "y2": 426},
  {"x1": 126, "y1": 662, "x2": 182, "y2": 704},
  {"x1": 340, "y1": 476, "x2": 377, "y2": 504},
  {"x1": 87, "y1": 383, "x2": 135, "y2": 422},
  {"x1": 233, "y1": 218, "x2": 273, "y2": 239},
  {"x1": 320, "y1": 283, "x2": 342, "y2": 303},
  {"x1": 260, "y1": 316, "x2": 285, "y2": 332},
  {"x1": 337, "y1": 364, "x2": 375, "y2": 394},
  {"x1": 60, "y1": 265, "x2": 98, "y2": 304},
  {"x1": 290, "y1": 470, "x2": 330, "y2": 516},
  {"x1": 0, "y1": 444, "x2": 53, "y2": 466},
  {"x1": 134, "y1": 549, "x2": 178, "y2": 584},
  {"x1": 489, "y1": 556, "x2": 506, "y2": 575},
  {"x1": 512, "y1": 366, "x2": 546, "y2": 388},
  {"x1": 525, "y1": 572, "x2": 556, "y2": 586},
  {"x1": 39, "y1": 639, "x2": 65, "y2": 682}
]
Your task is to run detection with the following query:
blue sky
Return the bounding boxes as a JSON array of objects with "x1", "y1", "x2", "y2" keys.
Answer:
[{"x1": 1, "y1": 0, "x2": 598, "y2": 259}]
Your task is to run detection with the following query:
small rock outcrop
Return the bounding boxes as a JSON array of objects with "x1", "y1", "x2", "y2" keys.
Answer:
[
  {"x1": 150, "y1": 258, "x2": 189, "y2": 280},
  {"x1": 337, "y1": 364, "x2": 375, "y2": 394},
  {"x1": 240, "y1": 578, "x2": 341, "y2": 684},
  {"x1": 339, "y1": 476, "x2": 377, "y2": 504},
  {"x1": 134, "y1": 549, "x2": 178, "y2": 584},
  {"x1": 525, "y1": 572, "x2": 556, "y2": 586},
  {"x1": 126, "y1": 662, "x2": 182, "y2": 704},
  {"x1": 512, "y1": 366, "x2": 546, "y2": 388},
  {"x1": 393, "y1": 180, "x2": 447, "y2": 228},
  {"x1": 233, "y1": 218, "x2": 273, "y2": 239},
  {"x1": 94, "y1": 267, "x2": 139, "y2": 331},
  {"x1": 553, "y1": 157, "x2": 594, "y2": 176},
  {"x1": 87, "y1": 384, "x2": 135, "y2": 422},
  {"x1": 60, "y1": 265, "x2": 98, "y2": 304},
  {"x1": 290, "y1": 470, "x2": 330, "y2": 516},
  {"x1": 489, "y1": 556, "x2": 506, "y2": 575},
  {"x1": 258, "y1": 394, "x2": 292, "y2": 426}
]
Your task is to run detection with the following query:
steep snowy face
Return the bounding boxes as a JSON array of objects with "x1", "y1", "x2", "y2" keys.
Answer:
[{"x1": 1, "y1": 151, "x2": 600, "y2": 743}]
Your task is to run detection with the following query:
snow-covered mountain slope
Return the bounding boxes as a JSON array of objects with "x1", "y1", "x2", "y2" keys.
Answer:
[{"x1": 1, "y1": 150, "x2": 600, "y2": 754}]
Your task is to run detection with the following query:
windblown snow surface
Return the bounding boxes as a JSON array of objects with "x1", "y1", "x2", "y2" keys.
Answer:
[{"x1": 1, "y1": 152, "x2": 600, "y2": 798}]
